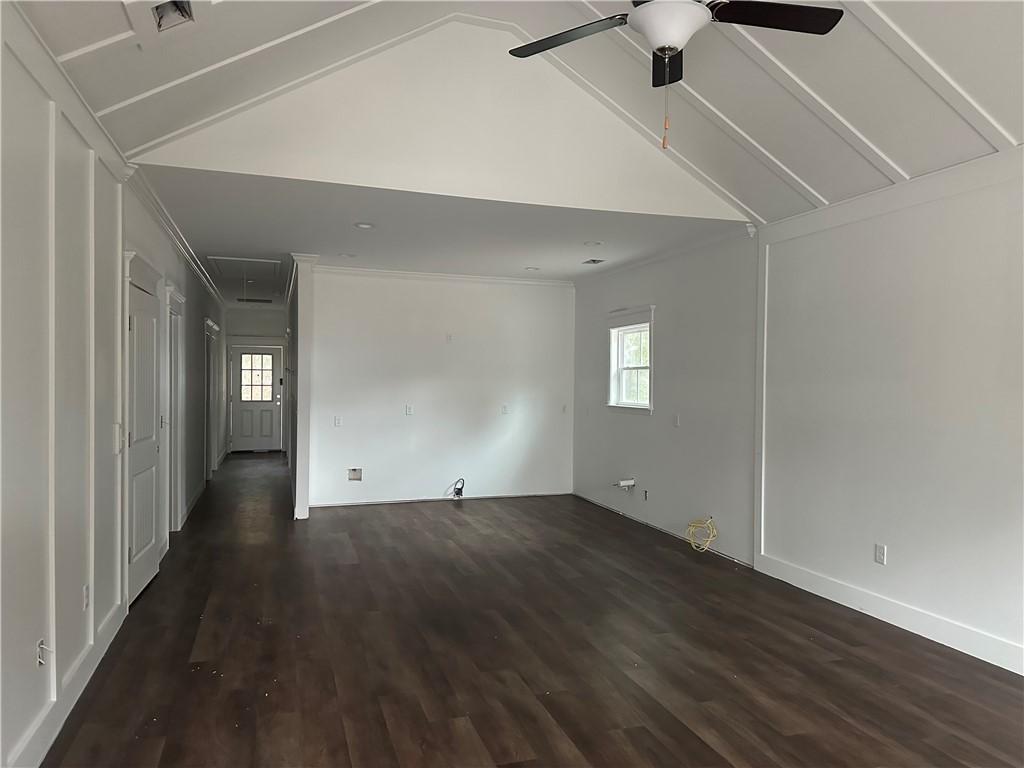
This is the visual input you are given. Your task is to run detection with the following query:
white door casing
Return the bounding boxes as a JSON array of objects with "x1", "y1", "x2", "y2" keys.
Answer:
[
  {"x1": 231, "y1": 345, "x2": 282, "y2": 452},
  {"x1": 127, "y1": 283, "x2": 160, "y2": 603}
]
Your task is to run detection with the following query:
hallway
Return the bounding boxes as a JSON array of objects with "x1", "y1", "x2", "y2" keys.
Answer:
[{"x1": 44, "y1": 454, "x2": 1023, "y2": 768}]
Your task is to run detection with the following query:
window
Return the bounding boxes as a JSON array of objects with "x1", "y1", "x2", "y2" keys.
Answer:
[
  {"x1": 609, "y1": 322, "x2": 651, "y2": 409},
  {"x1": 240, "y1": 353, "x2": 273, "y2": 402}
]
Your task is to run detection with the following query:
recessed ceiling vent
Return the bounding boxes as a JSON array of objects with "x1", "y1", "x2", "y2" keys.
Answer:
[
  {"x1": 237, "y1": 297, "x2": 273, "y2": 304},
  {"x1": 583, "y1": 258, "x2": 606, "y2": 265},
  {"x1": 152, "y1": 1, "x2": 194, "y2": 32}
]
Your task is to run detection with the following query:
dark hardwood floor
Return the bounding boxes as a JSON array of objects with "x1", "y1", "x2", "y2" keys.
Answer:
[{"x1": 44, "y1": 454, "x2": 1022, "y2": 768}]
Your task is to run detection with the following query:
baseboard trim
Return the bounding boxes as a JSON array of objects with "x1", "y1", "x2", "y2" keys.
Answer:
[
  {"x1": 6, "y1": 604, "x2": 127, "y2": 768},
  {"x1": 755, "y1": 553, "x2": 1023, "y2": 675},
  {"x1": 182, "y1": 482, "x2": 204, "y2": 528},
  {"x1": 309, "y1": 490, "x2": 573, "y2": 509},
  {"x1": 573, "y1": 492, "x2": 752, "y2": 568}
]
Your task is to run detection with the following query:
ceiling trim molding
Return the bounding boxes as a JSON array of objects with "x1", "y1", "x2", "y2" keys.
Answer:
[
  {"x1": 95, "y1": 0, "x2": 378, "y2": 117},
  {"x1": 714, "y1": 24, "x2": 908, "y2": 183},
  {"x1": 313, "y1": 263, "x2": 575, "y2": 288},
  {"x1": 285, "y1": 260, "x2": 298, "y2": 306},
  {"x1": 121, "y1": 11, "x2": 759, "y2": 223},
  {"x1": 759, "y1": 143, "x2": 1022, "y2": 245},
  {"x1": 129, "y1": 167, "x2": 224, "y2": 305},
  {"x1": 580, "y1": 0, "x2": 828, "y2": 210},
  {"x1": 56, "y1": 29, "x2": 135, "y2": 64},
  {"x1": 842, "y1": 0, "x2": 1018, "y2": 151}
]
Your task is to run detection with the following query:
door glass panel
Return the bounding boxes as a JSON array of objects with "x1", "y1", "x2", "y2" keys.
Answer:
[{"x1": 240, "y1": 351, "x2": 274, "y2": 402}]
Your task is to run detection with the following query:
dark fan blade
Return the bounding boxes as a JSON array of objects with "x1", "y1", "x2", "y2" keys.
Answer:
[
  {"x1": 709, "y1": 1, "x2": 843, "y2": 34},
  {"x1": 652, "y1": 51, "x2": 683, "y2": 87},
  {"x1": 509, "y1": 14, "x2": 628, "y2": 57},
  {"x1": 631, "y1": 1, "x2": 652, "y2": 6}
]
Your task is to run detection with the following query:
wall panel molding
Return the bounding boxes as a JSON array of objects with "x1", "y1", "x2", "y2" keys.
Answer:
[{"x1": 753, "y1": 147, "x2": 1023, "y2": 674}]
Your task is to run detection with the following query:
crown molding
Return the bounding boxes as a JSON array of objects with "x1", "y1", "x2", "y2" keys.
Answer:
[{"x1": 312, "y1": 263, "x2": 574, "y2": 288}]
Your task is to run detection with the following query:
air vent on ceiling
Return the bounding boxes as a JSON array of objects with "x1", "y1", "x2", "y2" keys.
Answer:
[
  {"x1": 152, "y1": 1, "x2": 194, "y2": 32},
  {"x1": 237, "y1": 297, "x2": 273, "y2": 304},
  {"x1": 582, "y1": 258, "x2": 606, "y2": 265}
]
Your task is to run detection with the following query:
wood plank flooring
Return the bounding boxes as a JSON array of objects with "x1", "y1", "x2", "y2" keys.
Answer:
[{"x1": 44, "y1": 453, "x2": 1023, "y2": 767}]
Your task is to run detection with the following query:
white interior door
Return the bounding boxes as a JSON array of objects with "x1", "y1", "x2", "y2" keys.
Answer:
[
  {"x1": 232, "y1": 347, "x2": 282, "y2": 451},
  {"x1": 128, "y1": 284, "x2": 160, "y2": 602}
]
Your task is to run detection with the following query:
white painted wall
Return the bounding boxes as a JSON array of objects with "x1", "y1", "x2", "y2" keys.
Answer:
[
  {"x1": 755, "y1": 149, "x2": 1023, "y2": 673},
  {"x1": 307, "y1": 269, "x2": 574, "y2": 506},
  {"x1": 225, "y1": 307, "x2": 287, "y2": 338},
  {"x1": 573, "y1": 234, "x2": 759, "y2": 564},
  {"x1": 0, "y1": 8, "x2": 227, "y2": 765}
]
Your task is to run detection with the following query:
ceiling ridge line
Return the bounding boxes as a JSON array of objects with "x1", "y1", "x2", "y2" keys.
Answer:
[
  {"x1": 843, "y1": 0, "x2": 1018, "y2": 151},
  {"x1": 715, "y1": 24, "x2": 908, "y2": 183},
  {"x1": 124, "y1": 11, "x2": 465, "y2": 159},
  {"x1": 94, "y1": 0, "x2": 379, "y2": 117},
  {"x1": 578, "y1": 0, "x2": 828, "y2": 210},
  {"x1": 56, "y1": 29, "x2": 136, "y2": 64}
]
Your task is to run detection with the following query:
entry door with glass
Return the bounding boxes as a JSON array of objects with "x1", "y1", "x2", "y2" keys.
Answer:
[{"x1": 232, "y1": 347, "x2": 282, "y2": 451}]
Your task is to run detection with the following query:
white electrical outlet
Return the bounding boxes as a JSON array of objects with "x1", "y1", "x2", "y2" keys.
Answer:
[
  {"x1": 501, "y1": 404, "x2": 509, "y2": 415},
  {"x1": 874, "y1": 543, "x2": 887, "y2": 565},
  {"x1": 83, "y1": 584, "x2": 89, "y2": 611},
  {"x1": 333, "y1": 416, "x2": 342, "y2": 427},
  {"x1": 674, "y1": 414, "x2": 681, "y2": 428},
  {"x1": 405, "y1": 404, "x2": 414, "y2": 416}
]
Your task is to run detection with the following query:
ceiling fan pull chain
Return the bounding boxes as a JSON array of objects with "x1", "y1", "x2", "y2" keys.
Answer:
[{"x1": 661, "y1": 58, "x2": 670, "y2": 150}]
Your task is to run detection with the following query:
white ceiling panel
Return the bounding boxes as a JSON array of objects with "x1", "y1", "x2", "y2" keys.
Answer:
[
  {"x1": 20, "y1": 1, "x2": 131, "y2": 58},
  {"x1": 63, "y1": 2, "x2": 356, "y2": 113},
  {"x1": 141, "y1": 165, "x2": 748, "y2": 281},
  {"x1": 546, "y1": 22, "x2": 818, "y2": 221},
  {"x1": 878, "y1": 0, "x2": 1023, "y2": 146},
  {"x1": 684, "y1": 27, "x2": 893, "y2": 202},
  {"x1": 18, "y1": 0, "x2": 1020, "y2": 239},
  {"x1": 744, "y1": 3, "x2": 994, "y2": 177}
]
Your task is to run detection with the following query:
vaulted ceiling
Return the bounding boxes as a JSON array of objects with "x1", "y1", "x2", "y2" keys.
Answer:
[{"x1": 19, "y1": 0, "x2": 1023, "y2": 286}]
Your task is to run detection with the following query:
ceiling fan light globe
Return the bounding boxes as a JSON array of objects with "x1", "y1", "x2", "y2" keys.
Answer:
[{"x1": 628, "y1": 0, "x2": 712, "y2": 54}]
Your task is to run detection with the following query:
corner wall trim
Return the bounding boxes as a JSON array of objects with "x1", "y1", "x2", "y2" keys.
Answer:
[{"x1": 756, "y1": 553, "x2": 1023, "y2": 674}]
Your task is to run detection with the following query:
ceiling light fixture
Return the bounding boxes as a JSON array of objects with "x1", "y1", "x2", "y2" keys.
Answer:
[
  {"x1": 583, "y1": 258, "x2": 606, "y2": 265},
  {"x1": 339, "y1": 253, "x2": 358, "y2": 259},
  {"x1": 524, "y1": 266, "x2": 540, "y2": 271},
  {"x1": 353, "y1": 222, "x2": 375, "y2": 230},
  {"x1": 584, "y1": 241, "x2": 603, "y2": 247}
]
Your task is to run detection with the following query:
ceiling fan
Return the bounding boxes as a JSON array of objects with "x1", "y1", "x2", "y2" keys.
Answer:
[{"x1": 509, "y1": 0, "x2": 843, "y2": 87}]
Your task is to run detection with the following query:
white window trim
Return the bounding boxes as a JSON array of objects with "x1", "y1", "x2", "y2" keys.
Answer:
[{"x1": 608, "y1": 320, "x2": 653, "y2": 412}]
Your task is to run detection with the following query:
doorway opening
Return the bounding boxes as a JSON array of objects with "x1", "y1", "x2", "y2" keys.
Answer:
[{"x1": 229, "y1": 340, "x2": 284, "y2": 452}]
